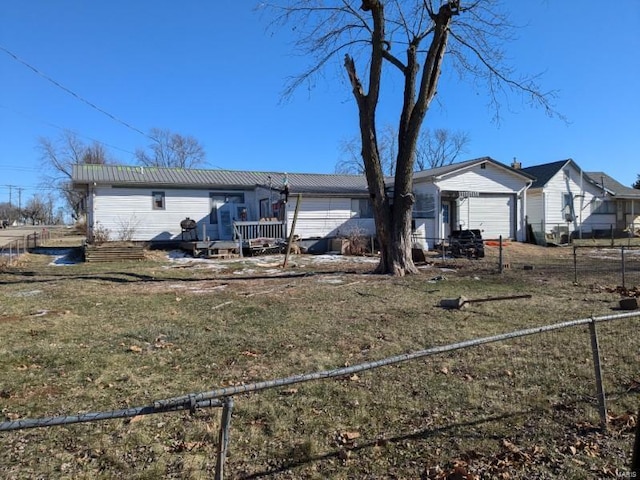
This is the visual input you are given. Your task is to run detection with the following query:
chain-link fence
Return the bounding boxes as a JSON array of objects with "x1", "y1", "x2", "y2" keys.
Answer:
[
  {"x1": 2, "y1": 312, "x2": 639, "y2": 478},
  {"x1": 0, "y1": 229, "x2": 59, "y2": 266}
]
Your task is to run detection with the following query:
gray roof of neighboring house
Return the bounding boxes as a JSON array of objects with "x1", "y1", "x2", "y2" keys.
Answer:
[
  {"x1": 72, "y1": 164, "x2": 371, "y2": 196},
  {"x1": 519, "y1": 160, "x2": 635, "y2": 197},
  {"x1": 413, "y1": 156, "x2": 536, "y2": 181},
  {"x1": 520, "y1": 159, "x2": 574, "y2": 189},
  {"x1": 586, "y1": 171, "x2": 640, "y2": 199}
]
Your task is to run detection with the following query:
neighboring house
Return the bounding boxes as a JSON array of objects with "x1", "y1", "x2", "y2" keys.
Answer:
[
  {"x1": 412, "y1": 157, "x2": 535, "y2": 244},
  {"x1": 72, "y1": 158, "x2": 533, "y2": 250},
  {"x1": 585, "y1": 171, "x2": 640, "y2": 235},
  {"x1": 521, "y1": 159, "x2": 639, "y2": 242},
  {"x1": 71, "y1": 164, "x2": 376, "y2": 249}
]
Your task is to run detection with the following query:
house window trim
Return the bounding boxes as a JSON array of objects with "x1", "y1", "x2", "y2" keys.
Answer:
[
  {"x1": 351, "y1": 198, "x2": 374, "y2": 219},
  {"x1": 152, "y1": 191, "x2": 166, "y2": 210},
  {"x1": 590, "y1": 199, "x2": 616, "y2": 215}
]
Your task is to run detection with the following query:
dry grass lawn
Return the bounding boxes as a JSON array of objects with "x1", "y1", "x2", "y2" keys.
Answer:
[{"x1": 0, "y1": 241, "x2": 638, "y2": 479}]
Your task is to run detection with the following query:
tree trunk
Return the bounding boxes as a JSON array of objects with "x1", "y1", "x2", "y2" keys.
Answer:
[{"x1": 344, "y1": 0, "x2": 456, "y2": 276}]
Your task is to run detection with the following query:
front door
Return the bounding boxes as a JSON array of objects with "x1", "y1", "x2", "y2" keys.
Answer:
[
  {"x1": 217, "y1": 203, "x2": 247, "y2": 240},
  {"x1": 210, "y1": 192, "x2": 246, "y2": 240},
  {"x1": 442, "y1": 202, "x2": 452, "y2": 239}
]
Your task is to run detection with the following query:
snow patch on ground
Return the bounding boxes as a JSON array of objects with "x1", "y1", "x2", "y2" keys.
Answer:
[{"x1": 46, "y1": 249, "x2": 78, "y2": 266}]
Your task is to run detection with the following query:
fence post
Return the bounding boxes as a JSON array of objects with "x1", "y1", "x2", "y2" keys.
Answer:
[
  {"x1": 588, "y1": 319, "x2": 608, "y2": 430},
  {"x1": 610, "y1": 225, "x2": 614, "y2": 246},
  {"x1": 215, "y1": 396, "x2": 234, "y2": 480},
  {"x1": 632, "y1": 405, "x2": 639, "y2": 475},
  {"x1": 498, "y1": 236, "x2": 503, "y2": 274},
  {"x1": 621, "y1": 246, "x2": 626, "y2": 289},
  {"x1": 573, "y1": 246, "x2": 578, "y2": 284}
]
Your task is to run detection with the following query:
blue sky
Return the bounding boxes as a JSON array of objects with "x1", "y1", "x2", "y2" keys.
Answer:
[{"x1": 1, "y1": 1, "x2": 639, "y2": 207}]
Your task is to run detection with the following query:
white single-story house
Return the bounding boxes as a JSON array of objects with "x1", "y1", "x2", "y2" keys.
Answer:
[
  {"x1": 71, "y1": 164, "x2": 376, "y2": 250},
  {"x1": 411, "y1": 157, "x2": 535, "y2": 244},
  {"x1": 520, "y1": 159, "x2": 640, "y2": 242},
  {"x1": 72, "y1": 158, "x2": 534, "y2": 250}
]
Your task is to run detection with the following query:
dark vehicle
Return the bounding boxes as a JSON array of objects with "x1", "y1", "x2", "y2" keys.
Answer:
[
  {"x1": 1, "y1": 220, "x2": 8, "y2": 229},
  {"x1": 449, "y1": 229, "x2": 485, "y2": 258}
]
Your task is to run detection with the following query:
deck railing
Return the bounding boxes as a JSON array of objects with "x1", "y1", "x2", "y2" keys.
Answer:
[{"x1": 232, "y1": 220, "x2": 286, "y2": 241}]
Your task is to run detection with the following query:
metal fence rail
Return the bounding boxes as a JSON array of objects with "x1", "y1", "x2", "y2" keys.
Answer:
[
  {"x1": 0, "y1": 229, "x2": 57, "y2": 266},
  {"x1": 2, "y1": 311, "x2": 639, "y2": 479}
]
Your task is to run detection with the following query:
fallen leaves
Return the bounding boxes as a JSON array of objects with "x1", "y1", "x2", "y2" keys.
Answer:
[
  {"x1": 241, "y1": 350, "x2": 260, "y2": 358},
  {"x1": 335, "y1": 430, "x2": 361, "y2": 450},
  {"x1": 124, "y1": 335, "x2": 178, "y2": 354},
  {"x1": 424, "y1": 439, "x2": 549, "y2": 480}
]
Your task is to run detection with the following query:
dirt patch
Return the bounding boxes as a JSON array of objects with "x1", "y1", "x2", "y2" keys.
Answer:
[{"x1": 0, "y1": 315, "x2": 23, "y2": 323}]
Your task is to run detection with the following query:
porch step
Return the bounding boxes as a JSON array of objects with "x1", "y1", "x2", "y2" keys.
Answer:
[{"x1": 84, "y1": 243, "x2": 146, "y2": 262}]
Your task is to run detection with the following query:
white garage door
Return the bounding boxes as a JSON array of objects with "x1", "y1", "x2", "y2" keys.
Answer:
[{"x1": 465, "y1": 194, "x2": 514, "y2": 240}]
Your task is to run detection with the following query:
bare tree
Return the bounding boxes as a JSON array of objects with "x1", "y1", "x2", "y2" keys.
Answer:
[
  {"x1": 0, "y1": 202, "x2": 20, "y2": 225},
  {"x1": 38, "y1": 131, "x2": 110, "y2": 221},
  {"x1": 336, "y1": 126, "x2": 469, "y2": 173},
  {"x1": 135, "y1": 128, "x2": 206, "y2": 168},
  {"x1": 416, "y1": 128, "x2": 470, "y2": 170},
  {"x1": 22, "y1": 194, "x2": 49, "y2": 225},
  {"x1": 335, "y1": 124, "x2": 396, "y2": 175},
  {"x1": 266, "y1": 0, "x2": 557, "y2": 275}
]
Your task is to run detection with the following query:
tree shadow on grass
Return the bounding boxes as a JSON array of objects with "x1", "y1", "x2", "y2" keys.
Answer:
[
  {"x1": 237, "y1": 409, "x2": 539, "y2": 479},
  {"x1": 0, "y1": 269, "x2": 367, "y2": 287}
]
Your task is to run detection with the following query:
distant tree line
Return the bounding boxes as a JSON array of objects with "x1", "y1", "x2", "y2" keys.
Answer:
[{"x1": 0, "y1": 194, "x2": 64, "y2": 226}]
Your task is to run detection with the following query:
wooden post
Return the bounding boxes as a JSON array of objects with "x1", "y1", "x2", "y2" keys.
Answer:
[
  {"x1": 499, "y1": 236, "x2": 503, "y2": 274},
  {"x1": 573, "y1": 246, "x2": 578, "y2": 284},
  {"x1": 215, "y1": 397, "x2": 234, "y2": 480},
  {"x1": 621, "y1": 246, "x2": 626, "y2": 290},
  {"x1": 589, "y1": 320, "x2": 608, "y2": 429},
  {"x1": 282, "y1": 194, "x2": 301, "y2": 269}
]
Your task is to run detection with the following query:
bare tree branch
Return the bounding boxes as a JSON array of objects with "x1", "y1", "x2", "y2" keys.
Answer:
[{"x1": 135, "y1": 128, "x2": 206, "y2": 169}]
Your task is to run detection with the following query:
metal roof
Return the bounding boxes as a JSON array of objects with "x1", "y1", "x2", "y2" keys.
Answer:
[{"x1": 72, "y1": 164, "x2": 371, "y2": 195}]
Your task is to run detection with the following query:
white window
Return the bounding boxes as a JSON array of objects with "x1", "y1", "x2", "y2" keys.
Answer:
[
  {"x1": 351, "y1": 199, "x2": 374, "y2": 218},
  {"x1": 591, "y1": 199, "x2": 616, "y2": 215},
  {"x1": 413, "y1": 193, "x2": 435, "y2": 218}
]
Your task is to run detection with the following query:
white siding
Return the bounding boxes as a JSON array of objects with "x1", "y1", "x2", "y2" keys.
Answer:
[
  {"x1": 418, "y1": 162, "x2": 529, "y2": 241},
  {"x1": 285, "y1": 196, "x2": 376, "y2": 239},
  {"x1": 437, "y1": 163, "x2": 526, "y2": 193},
  {"x1": 536, "y1": 164, "x2": 614, "y2": 235},
  {"x1": 412, "y1": 182, "x2": 439, "y2": 247},
  {"x1": 92, "y1": 187, "x2": 255, "y2": 241},
  {"x1": 526, "y1": 190, "x2": 544, "y2": 230}
]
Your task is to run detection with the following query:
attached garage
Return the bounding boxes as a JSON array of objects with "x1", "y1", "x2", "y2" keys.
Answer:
[
  {"x1": 459, "y1": 194, "x2": 515, "y2": 240},
  {"x1": 413, "y1": 157, "x2": 535, "y2": 242}
]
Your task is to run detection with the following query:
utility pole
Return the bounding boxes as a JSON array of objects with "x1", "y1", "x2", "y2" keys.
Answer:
[{"x1": 17, "y1": 187, "x2": 23, "y2": 224}]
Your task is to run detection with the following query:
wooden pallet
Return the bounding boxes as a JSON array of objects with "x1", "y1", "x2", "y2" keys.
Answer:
[{"x1": 84, "y1": 244, "x2": 146, "y2": 262}]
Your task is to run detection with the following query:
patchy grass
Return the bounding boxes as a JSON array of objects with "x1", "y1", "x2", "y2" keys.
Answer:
[{"x1": 0, "y1": 244, "x2": 638, "y2": 479}]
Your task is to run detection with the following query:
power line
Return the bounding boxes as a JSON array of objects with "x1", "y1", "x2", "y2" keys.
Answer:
[
  {"x1": 0, "y1": 45, "x2": 152, "y2": 141},
  {"x1": 0, "y1": 104, "x2": 137, "y2": 156}
]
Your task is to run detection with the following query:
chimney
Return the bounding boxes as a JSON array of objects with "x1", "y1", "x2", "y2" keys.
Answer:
[{"x1": 511, "y1": 157, "x2": 521, "y2": 169}]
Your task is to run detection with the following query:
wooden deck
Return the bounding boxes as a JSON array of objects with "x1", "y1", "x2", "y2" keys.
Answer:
[{"x1": 180, "y1": 240, "x2": 240, "y2": 259}]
